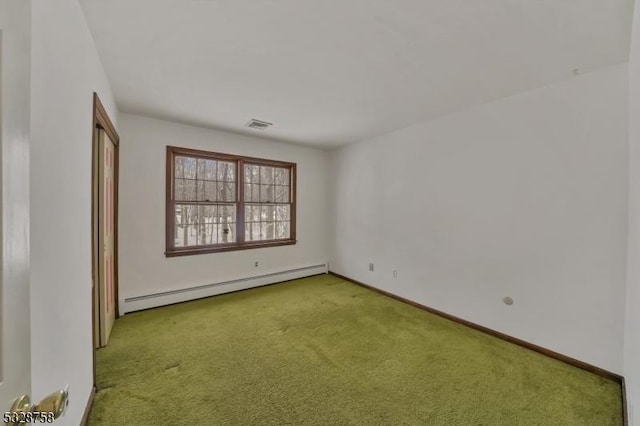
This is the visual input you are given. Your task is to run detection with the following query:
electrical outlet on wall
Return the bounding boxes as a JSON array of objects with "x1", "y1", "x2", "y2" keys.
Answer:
[
  {"x1": 369, "y1": 262, "x2": 374, "y2": 272},
  {"x1": 254, "y1": 261, "x2": 259, "y2": 267},
  {"x1": 392, "y1": 269, "x2": 398, "y2": 278}
]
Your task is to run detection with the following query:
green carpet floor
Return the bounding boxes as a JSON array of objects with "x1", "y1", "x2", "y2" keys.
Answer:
[{"x1": 89, "y1": 275, "x2": 622, "y2": 425}]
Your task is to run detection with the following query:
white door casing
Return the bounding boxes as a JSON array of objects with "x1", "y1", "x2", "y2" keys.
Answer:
[{"x1": 0, "y1": 0, "x2": 32, "y2": 413}]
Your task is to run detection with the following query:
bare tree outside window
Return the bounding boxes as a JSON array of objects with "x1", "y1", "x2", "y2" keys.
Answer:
[{"x1": 166, "y1": 146, "x2": 296, "y2": 256}]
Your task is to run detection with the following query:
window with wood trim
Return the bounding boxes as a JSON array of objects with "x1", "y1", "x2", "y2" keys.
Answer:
[{"x1": 166, "y1": 146, "x2": 296, "y2": 256}]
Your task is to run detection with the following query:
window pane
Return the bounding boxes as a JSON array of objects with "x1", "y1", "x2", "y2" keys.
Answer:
[
  {"x1": 175, "y1": 205, "x2": 197, "y2": 246},
  {"x1": 174, "y1": 224, "x2": 199, "y2": 247},
  {"x1": 261, "y1": 221, "x2": 276, "y2": 240},
  {"x1": 184, "y1": 225, "x2": 198, "y2": 246},
  {"x1": 205, "y1": 224, "x2": 218, "y2": 244},
  {"x1": 277, "y1": 222, "x2": 290, "y2": 239},
  {"x1": 175, "y1": 204, "x2": 198, "y2": 226},
  {"x1": 262, "y1": 205, "x2": 276, "y2": 221},
  {"x1": 216, "y1": 222, "x2": 236, "y2": 243},
  {"x1": 260, "y1": 166, "x2": 274, "y2": 184},
  {"x1": 174, "y1": 224, "x2": 186, "y2": 247},
  {"x1": 196, "y1": 158, "x2": 205, "y2": 179},
  {"x1": 200, "y1": 205, "x2": 217, "y2": 224},
  {"x1": 198, "y1": 159, "x2": 217, "y2": 180},
  {"x1": 245, "y1": 205, "x2": 260, "y2": 222},
  {"x1": 217, "y1": 161, "x2": 236, "y2": 182},
  {"x1": 245, "y1": 164, "x2": 259, "y2": 183},
  {"x1": 274, "y1": 167, "x2": 289, "y2": 185},
  {"x1": 193, "y1": 223, "x2": 213, "y2": 245},
  {"x1": 175, "y1": 179, "x2": 196, "y2": 201},
  {"x1": 175, "y1": 157, "x2": 184, "y2": 178},
  {"x1": 275, "y1": 186, "x2": 289, "y2": 203},
  {"x1": 245, "y1": 222, "x2": 260, "y2": 241},
  {"x1": 174, "y1": 224, "x2": 193, "y2": 247},
  {"x1": 244, "y1": 183, "x2": 259, "y2": 202},
  {"x1": 276, "y1": 205, "x2": 290, "y2": 221},
  {"x1": 197, "y1": 181, "x2": 217, "y2": 202},
  {"x1": 218, "y1": 204, "x2": 236, "y2": 223},
  {"x1": 175, "y1": 156, "x2": 197, "y2": 179},
  {"x1": 217, "y1": 182, "x2": 236, "y2": 202},
  {"x1": 260, "y1": 184, "x2": 275, "y2": 203}
]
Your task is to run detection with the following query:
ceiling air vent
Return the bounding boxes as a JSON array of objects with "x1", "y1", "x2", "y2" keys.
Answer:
[{"x1": 245, "y1": 119, "x2": 273, "y2": 130}]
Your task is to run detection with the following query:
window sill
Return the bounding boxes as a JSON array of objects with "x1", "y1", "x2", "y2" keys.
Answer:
[{"x1": 165, "y1": 239, "x2": 297, "y2": 257}]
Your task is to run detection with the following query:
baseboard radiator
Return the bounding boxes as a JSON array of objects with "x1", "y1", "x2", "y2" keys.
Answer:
[{"x1": 122, "y1": 264, "x2": 328, "y2": 314}]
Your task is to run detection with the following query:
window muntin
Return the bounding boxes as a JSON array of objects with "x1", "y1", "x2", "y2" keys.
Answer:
[{"x1": 166, "y1": 147, "x2": 296, "y2": 256}]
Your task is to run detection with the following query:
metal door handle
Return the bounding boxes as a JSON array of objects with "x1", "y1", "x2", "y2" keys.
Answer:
[{"x1": 4, "y1": 387, "x2": 68, "y2": 425}]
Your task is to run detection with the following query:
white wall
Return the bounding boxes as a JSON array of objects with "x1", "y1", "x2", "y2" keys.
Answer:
[
  {"x1": 118, "y1": 114, "x2": 329, "y2": 311},
  {"x1": 30, "y1": 1, "x2": 118, "y2": 424},
  {"x1": 625, "y1": 0, "x2": 640, "y2": 422},
  {"x1": 330, "y1": 63, "x2": 629, "y2": 374}
]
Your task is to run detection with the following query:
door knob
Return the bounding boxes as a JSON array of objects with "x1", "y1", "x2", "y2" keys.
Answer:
[{"x1": 4, "y1": 387, "x2": 68, "y2": 425}]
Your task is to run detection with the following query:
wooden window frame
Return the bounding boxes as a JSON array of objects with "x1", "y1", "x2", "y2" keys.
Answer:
[{"x1": 165, "y1": 146, "x2": 297, "y2": 257}]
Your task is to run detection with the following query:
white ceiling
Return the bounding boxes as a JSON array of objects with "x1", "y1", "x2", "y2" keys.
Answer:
[{"x1": 80, "y1": 0, "x2": 634, "y2": 149}]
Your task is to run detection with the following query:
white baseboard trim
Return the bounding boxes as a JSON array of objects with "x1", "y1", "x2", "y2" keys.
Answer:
[{"x1": 121, "y1": 263, "x2": 328, "y2": 313}]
